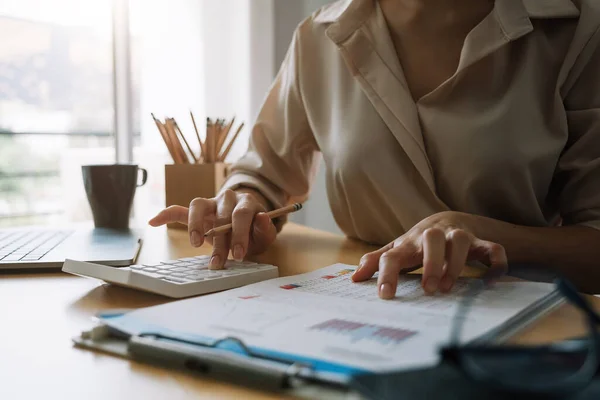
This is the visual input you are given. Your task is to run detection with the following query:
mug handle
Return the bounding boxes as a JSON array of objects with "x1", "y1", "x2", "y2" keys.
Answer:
[{"x1": 137, "y1": 168, "x2": 148, "y2": 187}]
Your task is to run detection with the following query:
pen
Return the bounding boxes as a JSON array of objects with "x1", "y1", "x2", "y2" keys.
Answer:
[{"x1": 204, "y1": 203, "x2": 303, "y2": 237}]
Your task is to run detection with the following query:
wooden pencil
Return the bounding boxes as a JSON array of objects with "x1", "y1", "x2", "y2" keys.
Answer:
[
  {"x1": 216, "y1": 119, "x2": 225, "y2": 158},
  {"x1": 190, "y1": 111, "x2": 205, "y2": 162},
  {"x1": 165, "y1": 118, "x2": 188, "y2": 164},
  {"x1": 206, "y1": 118, "x2": 214, "y2": 163},
  {"x1": 151, "y1": 113, "x2": 177, "y2": 163},
  {"x1": 218, "y1": 122, "x2": 244, "y2": 161},
  {"x1": 173, "y1": 119, "x2": 198, "y2": 163},
  {"x1": 216, "y1": 117, "x2": 235, "y2": 156},
  {"x1": 204, "y1": 203, "x2": 303, "y2": 237},
  {"x1": 213, "y1": 119, "x2": 221, "y2": 162}
]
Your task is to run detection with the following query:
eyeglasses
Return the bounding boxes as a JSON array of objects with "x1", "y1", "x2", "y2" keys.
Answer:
[{"x1": 440, "y1": 274, "x2": 600, "y2": 397}]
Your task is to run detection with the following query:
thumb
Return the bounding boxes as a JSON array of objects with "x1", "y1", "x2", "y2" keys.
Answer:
[
  {"x1": 249, "y1": 213, "x2": 277, "y2": 254},
  {"x1": 352, "y1": 242, "x2": 393, "y2": 282}
]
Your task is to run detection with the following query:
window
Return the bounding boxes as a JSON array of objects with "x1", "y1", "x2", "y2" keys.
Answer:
[
  {"x1": 0, "y1": 0, "x2": 141, "y2": 226},
  {"x1": 1, "y1": 0, "x2": 275, "y2": 227}
]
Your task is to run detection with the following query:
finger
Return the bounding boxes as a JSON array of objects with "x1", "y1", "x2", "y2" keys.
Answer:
[
  {"x1": 249, "y1": 212, "x2": 277, "y2": 255},
  {"x1": 473, "y1": 239, "x2": 508, "y2": 284},
  {"x1": 148, "y1": 206, "x2": 188, "y2": 227},
  {"x1": 351, "y1": 242, "x2": 393, "y2": 282},
  {"x1": 421, "y1": 228, "x2": 446, "y2": 294},
  {"x1": 202, "y1": 219, "x2": 215, "y2": 246},
  {"x1": 231, "y1": 195, "x2": 264, "y2": 261},
  {"x1": 188, "y1": 198, "x2": 216, "y2": 248},
  {"x1": 440, "y1": 229, "x2": 471, "y2": 292},
  {"x1": 377, "y1": 243, "x2": 420, "y2": 299},
  {"x1": 210, "y1": 191, "x2": 236, "y2": 269}
]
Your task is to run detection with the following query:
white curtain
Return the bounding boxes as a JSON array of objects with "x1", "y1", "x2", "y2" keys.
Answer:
[{"x1": 134, "y1": 0, "x2": 275, "y2": 162}]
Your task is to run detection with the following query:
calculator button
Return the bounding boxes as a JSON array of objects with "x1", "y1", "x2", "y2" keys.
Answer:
[
  {"x1": 136, "y1": 271, "x2": 162, "y2": 278},
  {"x1": 154, "y1": 270, "x2": 171, "y2": 276},
  {"x1": 155, "y1": 264, "x2": 178, "y2": 270},
  {"x1": 185, "y1": 276, "x2": 205, "y2": 281},
  {"x1": 186, "y1": 269, "x2": 209, "y2": 275},
  {"x1": 160, "y1": 260, "x2": 180, "y2": 265},
  {"x1": 186, "y1": 265, "x2": 209, "y2": 271},
  {"x1": 171, "y1": 262, "x2": 194, "y2": 267},
  {"x1": 161, "y1": 277, "x2": 187, "y2": 284},
  {"x1": 184, "y1": 272, "x2": 205, "y2": 277},
  {"x1": 129, "y1": 265, "x2": 144, "y2": 270},
  {"x1": 188, "y1": 260, "x2": 209, "y2": 266},
  {"x1": 208, "y1": 270, "x2": 224, "y2": 275},
  {"x1": 142, "y1": 267, "x2": 158, "y2": 272}
]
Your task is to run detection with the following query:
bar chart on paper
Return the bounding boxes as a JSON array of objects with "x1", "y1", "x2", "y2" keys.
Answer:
[{"x1": 309, "y1": 318, "x2": 416, "y2": 346}]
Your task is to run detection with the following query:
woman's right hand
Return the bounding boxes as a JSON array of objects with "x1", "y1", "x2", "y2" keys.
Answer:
[{"x1": 148, "y1": 189, "x2": 277, "y2": 269}]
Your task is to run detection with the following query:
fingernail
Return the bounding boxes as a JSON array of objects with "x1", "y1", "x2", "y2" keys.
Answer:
[
  {"x1": 190, "y1": 231, "x2": 202, "y2": 247},
  {"x1": 379, "y1": 283, "x2": 394, "y2": 299},
  {"x1": 440, "y1": 276, "x2": 453, "y2": 292},
  {"x1": 424, "y1": 277, "x2": 439, "y2": 294},
  {"x1": 233, "y1": 245, "x2": 244, "y2": 261},
  {"x1": 358, "y1": 257, "x2": 366, "y2": 270},
  {"x1": 210, "y1": 255, "x2": 221, "y2": 269},
  {"x1": 353, "y1": 260, "x2": 364, "y2": 277}
]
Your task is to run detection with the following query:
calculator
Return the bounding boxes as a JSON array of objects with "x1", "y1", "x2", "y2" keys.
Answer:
[{"x1": 62, "y1": 255, "x2": 279, "y2": 298}]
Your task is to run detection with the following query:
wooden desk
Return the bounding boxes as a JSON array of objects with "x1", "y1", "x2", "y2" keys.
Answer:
[{"x1": 0, "y1": 223, "x2": 594, "y2": 399}]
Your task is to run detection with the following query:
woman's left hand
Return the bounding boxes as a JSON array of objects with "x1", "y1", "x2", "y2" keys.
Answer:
[{"x1": 351, "y1": 211, "x2": 508, "y2": 299}]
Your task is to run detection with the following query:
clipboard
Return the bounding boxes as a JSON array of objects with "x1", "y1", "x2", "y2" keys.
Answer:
[
  {"x1": 73, "y1": 319, "x2": 361, "y2": 398},
  {"x1": 69, "y1": 263, "x2": 567, "y2": 398}
]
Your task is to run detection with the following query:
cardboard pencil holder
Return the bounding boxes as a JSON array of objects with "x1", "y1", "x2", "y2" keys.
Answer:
[{"x1": 165, "y1": 163, "x2": 229, "y2": 229}]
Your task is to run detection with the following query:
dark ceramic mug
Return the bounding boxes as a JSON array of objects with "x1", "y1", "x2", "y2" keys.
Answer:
[{"x1": 82, "y1": 164, "x2": 148, "y2": 229}]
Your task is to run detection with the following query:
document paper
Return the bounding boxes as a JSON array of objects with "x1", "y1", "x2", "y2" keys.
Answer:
[{"x1": 102, "y1": 264, "x2": 558, "y2": 373}]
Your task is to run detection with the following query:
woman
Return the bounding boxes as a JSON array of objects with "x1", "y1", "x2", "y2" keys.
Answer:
[{"x1": 150, "y1": 0, "x2": 600, "y2": 297}]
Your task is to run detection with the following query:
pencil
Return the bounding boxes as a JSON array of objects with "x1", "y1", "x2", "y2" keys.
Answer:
[
  {"x1": 206, "y1": 118, "x2": 214, "y2": 163},
  {"x1": 204, "y1": 203, "x2": 303, "y2": 237},
  {"x1": 151, "y1": 113, "x2": 177, "y2": 163},
  {"x1": 165, "y1": 118, "x2": 188, "y2": 164},
  {"x1": 217, "y1": 117, "x2": 235, "y2": 156},
  {"x1": 190, "y1": 111, "x2": 206, "y2": 162},
  {"x1": 218, "y1": 122, "x2": 244, "y2": 161},
  {"x1": 173, "y1": 120, "x2": 198, "y2": 163}
]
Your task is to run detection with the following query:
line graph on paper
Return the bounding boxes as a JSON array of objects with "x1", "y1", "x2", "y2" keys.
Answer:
[
  {"x1": 309, "y1": 318, "x2": 416, "y2": 346},
  {"x1": 210, "y1": 298, "x2": 302, "y2": 334}
]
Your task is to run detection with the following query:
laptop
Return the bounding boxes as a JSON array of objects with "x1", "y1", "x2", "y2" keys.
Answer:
[{"x1": 0, "y1": 226, "x2": 142, "y2": 270}]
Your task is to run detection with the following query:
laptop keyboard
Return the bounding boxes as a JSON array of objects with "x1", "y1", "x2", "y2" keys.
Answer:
[{"x1": 0, "y1": 230, "x2": 73, "y2": 262}]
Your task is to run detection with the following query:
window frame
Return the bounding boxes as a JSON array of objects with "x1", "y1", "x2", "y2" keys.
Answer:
[{"x1": 0, "y1": 0, "x2": 135, "y2": 222}]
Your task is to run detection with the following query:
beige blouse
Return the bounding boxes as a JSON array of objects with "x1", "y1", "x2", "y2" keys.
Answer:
[{"x1": 221, "y1": 0, "x2": 600, "y2": 246}]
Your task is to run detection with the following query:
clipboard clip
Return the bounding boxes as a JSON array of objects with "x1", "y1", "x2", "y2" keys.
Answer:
[
  {"x1": 129, "y1": 332, "x2": 340, "y2": 392},
  {"x1": 75, "y1": 326, "x2": 351, "y2": 392}
]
